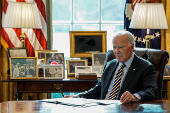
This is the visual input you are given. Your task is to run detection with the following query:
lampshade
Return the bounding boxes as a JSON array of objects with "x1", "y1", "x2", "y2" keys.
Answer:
[
  {"x1": 129, "y1": 3, "x2": 168, "y2": 29},
  {"x1": 2, "y1": 2, "x2": 42, "y2": 29}
]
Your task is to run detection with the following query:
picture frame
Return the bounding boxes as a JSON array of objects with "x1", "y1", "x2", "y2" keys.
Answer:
[
  {"x1": 70, "y1": 31, "x2": 107, "y2": 58},
  {"x1": 10, "y1": 57, "x2": 37, "y2": 79},
  {"x1": 46, "y1": 53, "x2": 65, "y2": 77},
  {"x1": 44, "y1": 65, "x2": 63, "y2": 79},
  {"x1": 37, "y1": 59, "x2": 44, "y2": 78},
  {"x1": 92, "y1": 65, "x2": 104, "y2": 77},
  {"x1": 75, "y1": 66, "x2": 92, "y2": 77},
  {"x1": 164, "y1": 65, "x2": 170, "y2": 76},
  {"x1": 7, "y1": 47, "x2": 29, "y2": 62},
  {"x1": 66, "y1": 59, "x2": 88, "y2": 76},
  {"x1": 92, "y1": 53, "x2": 106, "y2": 66},
  {"x1": 46, "y1": 53, "x2": 64, "y2": 65},
  {"x1": 34, "y1": 50, "x2": 58, "y2": 61}
]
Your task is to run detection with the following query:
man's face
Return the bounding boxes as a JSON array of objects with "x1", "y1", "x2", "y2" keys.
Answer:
[{"x1": 113, "y1": 34, "x2": 134, "y2": 63}]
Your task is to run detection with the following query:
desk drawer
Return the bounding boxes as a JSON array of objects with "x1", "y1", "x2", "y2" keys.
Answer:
[{"x1": 17, "y1": 81, "x2": 97, "y2": 93}]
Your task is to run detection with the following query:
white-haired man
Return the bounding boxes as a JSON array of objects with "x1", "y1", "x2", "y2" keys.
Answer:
[{"x1": 65, "y1": 31, "x2": 159, "y2": 104}]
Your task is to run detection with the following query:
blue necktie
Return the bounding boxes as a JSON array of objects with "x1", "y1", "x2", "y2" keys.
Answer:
[{"x1": 107, "y1": 64, "x2": 125, "y2": 100}]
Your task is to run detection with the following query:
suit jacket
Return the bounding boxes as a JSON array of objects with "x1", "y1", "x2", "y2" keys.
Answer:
[{"x1": 77, "y1": 54, "x2": 159, "y2": 101}]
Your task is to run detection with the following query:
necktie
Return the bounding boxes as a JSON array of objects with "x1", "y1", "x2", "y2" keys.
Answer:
[{"x1": 107, "y1": 64, "x2": 125, "y2": 100}]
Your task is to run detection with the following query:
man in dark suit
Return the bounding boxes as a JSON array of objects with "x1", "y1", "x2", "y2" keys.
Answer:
[
  {"x1": 65, "y1": 31, "x2": 159, "y2": 103},
  {"x1": 45, "y1": 68, "x2": 51, "y2": 77}
]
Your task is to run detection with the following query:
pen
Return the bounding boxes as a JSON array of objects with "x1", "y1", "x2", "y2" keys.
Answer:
[{"x1": 60, "y1": 90, "x2": 64, "y2": 97}]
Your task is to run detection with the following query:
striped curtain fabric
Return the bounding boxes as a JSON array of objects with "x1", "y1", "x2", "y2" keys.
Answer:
[{"x1": 1, "y1": 0, "x2": 47, "y2": 57}]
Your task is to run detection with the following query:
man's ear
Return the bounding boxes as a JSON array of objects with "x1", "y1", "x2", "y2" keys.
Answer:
[{"x1": 131, "y1": 44, "x2": 134, "y2": 51}]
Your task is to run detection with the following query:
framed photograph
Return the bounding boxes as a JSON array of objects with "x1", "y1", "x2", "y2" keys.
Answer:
[
  {"x1": 75, "y1": 66, "x2": 92, "y2": 77},
  {"x1": 92, "y1": 53, "x2": 106, "y2": 66},
  {"x1": 37, "y1": 59, "x2": 45, "y2": 78},
  {"x1": 44, "y1": 65, "x2": 63, "y2": 79},
  {"x1": 92, "y1": 65, "x2": 104, "y2": 77},
  {"x1": 7, "y1": 47, "x2": 29, "y2": 62},
  {"x1": 66, "y1": 59, "x2": 88, "y2": 76},
  {"x1": 10, "y1": 57, "x2": 37, "y2": 79},
  {"x1": 46, "y1": 53, "x2": 64, "y2": 65},
  {"x1": 46, "y1": 53, "x2": 65, "y2": 76},
  {"x1": 70, "y1": 31, "x2": 107, "y2": 58},
  {"x1": 164, "y1": 65, "x2": 170, "y2": 76},
  {"x1": 34, "y1": 50, "x2": 58, "y2": 60},
  {"x1": 38, "y1": 53, "x2": 45, "y2": 59}
]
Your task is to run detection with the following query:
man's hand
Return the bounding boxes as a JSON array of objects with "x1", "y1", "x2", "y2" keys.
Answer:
[
  {"x1": 120, "y1": 91, "x2": 137, "y2": 104},
  {"x1": 64, "y1": 95, "x2": 74, "y2": 98}
]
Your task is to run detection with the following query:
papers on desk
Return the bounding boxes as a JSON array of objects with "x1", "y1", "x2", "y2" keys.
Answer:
[
  {"x1": 85, "y1": 99, "x2": 121, "y2": 105},
  {"x1": 40, "y1": 98, "x2": 121, "y2": 107}
]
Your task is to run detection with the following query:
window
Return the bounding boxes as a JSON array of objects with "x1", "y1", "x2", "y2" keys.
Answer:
[
  {"x1": 52, "y1": 0, "x2": 126, "y2": 58},
  {"x1": 52, "y1": 0, "x2": 125, "y2": 98}
]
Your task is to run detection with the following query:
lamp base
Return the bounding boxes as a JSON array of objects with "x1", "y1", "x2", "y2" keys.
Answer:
[
  {"x1": 145, "y1": 35, "x2": 152, "y2": 48},
  {"x1": 20, "y1": 33, "x2": 26, "y2": 47}
]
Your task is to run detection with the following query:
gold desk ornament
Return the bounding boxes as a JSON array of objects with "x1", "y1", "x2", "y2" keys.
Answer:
[
  {"x1": 145, "y1": 34, "x2": 152, "y2": 48},
  {"x1": 20, "y1": 33, "x2": 26, "y2": 47}
]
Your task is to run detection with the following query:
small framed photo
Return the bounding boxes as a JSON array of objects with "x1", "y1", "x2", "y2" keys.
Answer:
[
  {"x1": 92, "y1": 65, "x2": 104, "y2": 77},
  {"x1": 164, "y1": 65, "x2": 170, "y2": 76},
  {"x1": 75, "y1": 66, "x2": 92, "y2": 77},
  {"x1": 38, "y1": 67, "x2": 44, "y2": 78},
  {"x1": 37, "y1": 59, "x2": 45, "y2": 78},
  {"x1": 46, "y1": 53, "x2": 64, "y2": 65},
  {"x1": 44, "y1": 65, "x2": 63, "y2": 79},
  {"x1": 46, "y1": 53, "x2": 65, "y2": 76},
  {"x1": 34, "y1": 50, "x2": 58, "y2": 60},
  {"x1": 7, "y1": 47, "x2": 29, "y2": 62},
  {"x1": 92, "y1": 53, "x2": 106, "y2": 66},
  {"x1": 10, "y1": 57, "x2": 37, "y2": 79},
  {"x1": 66, "y1": 59, "x2": 88, "y2": 76},
  {"x1": 38, "y1": 53, "x2": 45, "y2": 59}
]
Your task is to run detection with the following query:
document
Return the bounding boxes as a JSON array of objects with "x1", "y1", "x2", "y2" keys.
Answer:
[{"x1": 40, "y1": 98, "x2": 121, "y2": 107}]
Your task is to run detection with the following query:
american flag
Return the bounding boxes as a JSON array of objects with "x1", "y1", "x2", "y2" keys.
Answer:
[
  {"x1": 132, "y1": 0, "x2": 144, "y2": 7},
  {"x1": 124, "y1": 0, "x2": 161, "y2": 49},
  {"x1": 1, "y1": 0, "x2": 47, "y2": 57}
]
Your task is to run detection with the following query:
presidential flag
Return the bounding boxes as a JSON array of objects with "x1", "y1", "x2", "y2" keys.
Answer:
[
  {"x1": 124, "y1": 0, "x2": 161, "y2": 49},
  {"x1": 1, "y1": 0, "x2": 47, "y2": 57}
]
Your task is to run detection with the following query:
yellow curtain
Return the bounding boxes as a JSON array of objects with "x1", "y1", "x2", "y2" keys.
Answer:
[
  {"x1": 0, "y1": 0, "x2": 28, "y2": 102},
  {"x1": 161, "y1": 0, "x2": 170, "y2": 54},
  {"x1": 161, "y1": 0, "x2": 170, "y2": 100},
  {"x1": 0, "y1": 0, "x2": 4, "y2": 103}
]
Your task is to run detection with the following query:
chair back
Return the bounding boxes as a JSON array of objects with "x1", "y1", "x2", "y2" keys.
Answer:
[{"x1": 106, "y1": 48, "x2": 169, "y2": 98}]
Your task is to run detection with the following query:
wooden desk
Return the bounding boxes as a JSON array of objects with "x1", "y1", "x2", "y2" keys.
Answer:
[
  {"x1": 163, "y1": 77, "x2": 170, "y2": 99},
  {"x1": 2, "y1": 78, "x2": 98, "y2": 100},
  {"x1": 1, "y1": 99, "x2": 170, "y2": 112}
]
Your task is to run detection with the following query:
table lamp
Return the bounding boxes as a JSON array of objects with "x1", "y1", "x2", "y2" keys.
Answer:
[
  {"x1": 129, "y1": 3, "x2": 168, "y2": 48},
  {"x1": 2, "y1": 2, "x2": 42, "y2": 47}
]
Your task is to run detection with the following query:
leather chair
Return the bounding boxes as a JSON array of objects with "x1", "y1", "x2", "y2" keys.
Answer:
[{"x1": 106, "y1": 48, "x2": 169, "y2": 99}]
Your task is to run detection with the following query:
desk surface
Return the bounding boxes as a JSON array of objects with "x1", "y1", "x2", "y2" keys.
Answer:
[{"x1": 1, "y1": 99, "x2": 170, "y2": 113}]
